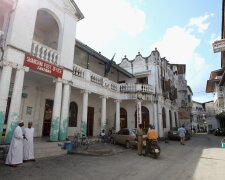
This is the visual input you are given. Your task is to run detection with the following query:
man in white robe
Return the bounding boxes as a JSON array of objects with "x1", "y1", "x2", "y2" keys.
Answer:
[
  {"x1": 23, "y1": 122, "x2": 35, "y2": 161},
  {"x1": 5, "y1": 121, "x2": 25, "y2": 167}
]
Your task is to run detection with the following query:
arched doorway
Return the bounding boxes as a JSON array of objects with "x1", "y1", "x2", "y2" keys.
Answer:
[
  {"x1": 162, "y1": 107, "x2": 166, "y2": 128},
  {"x1": 135, "y1": 106, "x2": 149, "y2": 130},
  {"x1": 120, "y1": 108, "x2": 127, "y2": 129},
  {"x1": 174, "y1": 112, "x2": 178, "y2": 127},
  {"x1": 169, "y1": 110, "x2": 172, "y2": 128},
  {"x1": 69, "y1": 102, "x2": 78, "y2": 127}
]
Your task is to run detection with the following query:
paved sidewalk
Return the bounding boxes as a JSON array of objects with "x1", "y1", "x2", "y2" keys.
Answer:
[{"x1": 69, "y1": 143, "x2": 129, "y2": 156}]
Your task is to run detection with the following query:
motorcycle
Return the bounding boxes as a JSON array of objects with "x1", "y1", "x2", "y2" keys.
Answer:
[
  {"x1": 146, "y1": 140, "x2": 161, "y2": 159},
  {"x1": 214, "y1": 128, "x2": 225, "y2": 136}
]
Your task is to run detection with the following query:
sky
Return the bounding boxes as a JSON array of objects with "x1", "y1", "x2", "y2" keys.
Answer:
[{"x1": 75, "y1": 0, "x2": 222, "y2": 103}]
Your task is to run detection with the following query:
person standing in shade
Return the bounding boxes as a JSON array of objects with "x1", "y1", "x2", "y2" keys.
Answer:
[
  {"x1": 5, "y1": 121, "x2": 26, "y2": 167},
  {"x1": 178, "y1": 124, "x2": 186, "y2": 145},
  {"x1": 136, "y1": 124, "x2": 143, "y2": 156},
  {"x1": 23, "y1": 122, "x2": 35, "y2": 161}
]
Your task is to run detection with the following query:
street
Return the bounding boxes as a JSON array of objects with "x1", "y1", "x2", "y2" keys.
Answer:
[{"x1": 1, "y1": 134, "x2": 225, "y2": 180}]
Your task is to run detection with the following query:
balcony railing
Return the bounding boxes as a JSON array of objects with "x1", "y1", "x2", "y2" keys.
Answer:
[
  {"x1": 31, "y1": 41, "x2": 60, "y2": 65},
  {"x1": 73, "y1": 64, "x2": 154, "y2": 94},
  {"x1": 120, "y1": 83, "x2": 153, "y2": 94}
]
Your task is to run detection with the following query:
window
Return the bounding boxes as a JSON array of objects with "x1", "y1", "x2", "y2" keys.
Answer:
[
  {"x1": 188, "y1": 95, "x2": 191, "y2": 103},
  {"x1": 137, "y1": 77, "x2": 148, "y2": 84},
  {"x1": 69, "y1": 102, "x2": 78, "y2": 127}
]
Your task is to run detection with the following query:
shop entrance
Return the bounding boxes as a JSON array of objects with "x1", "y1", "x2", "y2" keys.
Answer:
[
  {"x1": 42, "y1": 99, "x2": 53, "y2": 137},
  {"x1": 87, "y1": 107, "x2": 94, "y2": 136}
]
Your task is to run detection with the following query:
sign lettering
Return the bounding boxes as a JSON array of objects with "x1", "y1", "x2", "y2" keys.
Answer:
[
  {"x1": 213, "y1": 39, "x2": 225, "y2": 53},
  {"x1": 24, "y1": 54, "x2": 63, "y2": 78}
]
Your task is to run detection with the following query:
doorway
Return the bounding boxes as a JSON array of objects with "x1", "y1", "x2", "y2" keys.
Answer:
[
  {"x1": 120, "y1": 108, "x2": 127, "y2": 129},
  {"x1": 87, "y1": 107, "x2": 94, "y2": 136},
  {"x1": 42, "y1": 99, "x2": 53, "y2": 137},
  {"x1": 135, "y1": 106, "x2": 149, "y2": 130},
  {"x1": 162, "y1": 108, "x2": 166, "y2": 128}
]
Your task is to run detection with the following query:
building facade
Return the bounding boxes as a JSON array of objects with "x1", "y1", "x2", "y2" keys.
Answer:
[
  {"x1": 206, "y1": 0, "x2": 225, "y2": 129},
  {"x1": 0, "y1": 0, "x2": 191, "y2": 143},
  {"x1": 203, "y1": 101, "x2": 219, "y2": 131},
  {"x1": 191, "y1": 101, "x2": 206, "y2": 132}
]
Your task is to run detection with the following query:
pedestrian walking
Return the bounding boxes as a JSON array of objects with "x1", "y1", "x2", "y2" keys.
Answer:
[
  {"x1": 178, "y1": 124, "x2": 186, "y2": 145},
  {"x1": 23, "y1": 122, "x2": 35, "y2": 162},
  {"x1": 5, "y1": 120, "x2": 26, "y2": 167},
  {"x1": 136, "y1": 124, "x2": 143, "y2": 156}
]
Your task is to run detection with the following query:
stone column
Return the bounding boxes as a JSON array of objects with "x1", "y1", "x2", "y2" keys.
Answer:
[
  {"x1": 100, "y1": 96, "x2": 107, "y2": 132},
  {"x1": 136, "y1": 100, "x2": 142, "y2": 126},
  {"x1": 59, "y1": 82, "x2": 71, "y2": 141},
  {"x1": 50, "y1": 78, "x2": 63, "y2": 142},
  {"x1": 115, "y1": 100, "x2": 121, "y2": 132},
  {"x1": 171, "y1": 110, "x2": 176, "y2": 127},
  {"x1": 150, "y1": 104, "x2": 154, "y2": 125},
  {"x1": 153, "y1": 103, "x2": 158, "y2": 132},
  {"x1": 0, "y1": 62, "x2": 14, "y2": 143},
  {"x1": 5, "y1": 65, "x2": 29, "y2": 143},
  {"x1": 81, "y1": 90, "x2": 89, "y2": 137},
  {"x1": 158, "y1": 103, "x2": 164, "y2": 137}
]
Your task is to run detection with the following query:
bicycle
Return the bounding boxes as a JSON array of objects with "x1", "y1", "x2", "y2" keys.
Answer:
[{"x1": 73, "y1": 132, "x2": 89, "y2": 151}]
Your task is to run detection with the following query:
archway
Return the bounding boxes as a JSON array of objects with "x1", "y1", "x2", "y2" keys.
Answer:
[
  {"x1": 135, "y1": 106, "x2": 149, "y2": 130},
  {"x1": 120, "y1": 108, "x2": 127, "y2": 129},
  {"x1": 33, "y1": 9, "x2": 60, "y2": 50},
  {"x1": 162, "y1": 107, "x2": 166, "y2": 128}
]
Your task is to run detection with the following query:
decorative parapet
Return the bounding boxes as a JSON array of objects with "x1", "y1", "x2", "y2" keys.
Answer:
[
  {"x1": 31, "y1": 41, "x2": 60, "y2": 65},
  {"x1": 72, "y1": 64, "x2": 154, "y2": 95}
]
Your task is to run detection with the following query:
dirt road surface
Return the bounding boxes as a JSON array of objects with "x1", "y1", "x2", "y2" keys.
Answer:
[{"x1": 1, "y1": 134, "x2": 225, "y2": 180}]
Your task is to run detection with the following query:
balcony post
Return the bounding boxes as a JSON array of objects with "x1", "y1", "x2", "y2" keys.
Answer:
[{"x1": 84, "y1": 69, "x2": 91, "y2": 81}]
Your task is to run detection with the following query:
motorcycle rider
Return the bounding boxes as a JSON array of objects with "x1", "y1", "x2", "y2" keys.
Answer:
[{"x1": 144, "y1": 124, "x2": 158, "y2": 156}]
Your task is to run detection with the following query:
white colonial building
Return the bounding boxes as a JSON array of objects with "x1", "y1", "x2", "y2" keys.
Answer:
[{"x1": 0, "y1": 0, "x2": 191, "y2": 144}]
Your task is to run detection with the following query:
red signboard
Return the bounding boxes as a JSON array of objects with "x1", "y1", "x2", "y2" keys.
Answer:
[{"x1": 24, "y1": 54, "x2": 63, "y2": 78}]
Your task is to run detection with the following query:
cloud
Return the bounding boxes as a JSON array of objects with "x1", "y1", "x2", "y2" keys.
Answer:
[
  {"x1": 188, "y1": 13, "x2": 214, "y2": 33},
  {"x1": 209, "y1": 33, "x2": 220, "y2": 44},
  {"x1": 151, "y1": 14, "x2": 215, "y2": 101},
  {"x1": 151, "y1": 26, "x2": 200, "y2": 64},
  {"x1": 76, "y1": 0, "x2": 146, "y2": 50}
]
